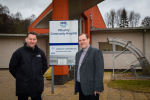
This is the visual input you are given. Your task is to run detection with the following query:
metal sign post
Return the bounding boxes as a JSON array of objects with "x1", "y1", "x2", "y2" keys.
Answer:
[
  {"x1": 113, "y1": 39, "x2": 115, "y2": 80},
  {"x1": 74, "y1": 65, "x2": 76, "y2": 95},
  {"x1": 51, "y1": 65, "x2": 54, "y2": 94}
]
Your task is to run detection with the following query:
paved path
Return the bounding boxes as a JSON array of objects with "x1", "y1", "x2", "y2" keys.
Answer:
[{"x1": 0, "y1": 70, "x2": 150, "y2": 100}]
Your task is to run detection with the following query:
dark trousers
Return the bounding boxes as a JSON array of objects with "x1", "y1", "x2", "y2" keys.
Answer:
[
  {"x1": 79, "y1": 82, "x2": 99, "y2": 100},
  {"x1": 18, "y1": 95, "x2": 42, "y2": 100}
]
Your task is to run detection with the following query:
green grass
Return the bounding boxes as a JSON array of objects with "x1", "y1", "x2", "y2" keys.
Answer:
[
  {"x1": 114, "y1": 71, "x2": 143, "y2": 74},
  {"x1": 108, "y1": 80, "x2": 150, "y2": 93},
  {"x1": 105, "y1": 70, "x2": 147, "y2": 74}
]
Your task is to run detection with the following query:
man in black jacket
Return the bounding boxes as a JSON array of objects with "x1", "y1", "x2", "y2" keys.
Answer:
[{"x1": 9, "y1": 31, "x2": 48, "y2": 100}]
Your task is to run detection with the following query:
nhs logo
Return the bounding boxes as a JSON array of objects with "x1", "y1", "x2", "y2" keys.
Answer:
[
  {"x1": 51, "y1": 47, "x2": 55, "y2": 54},
  {"x1": 60, "y1": 22, "x2": 68, "y2": 28}
]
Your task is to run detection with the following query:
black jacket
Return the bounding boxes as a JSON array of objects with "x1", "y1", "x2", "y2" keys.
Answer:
[{"x1": 9, "y1": 43, "x2": 48, "y2": 98}]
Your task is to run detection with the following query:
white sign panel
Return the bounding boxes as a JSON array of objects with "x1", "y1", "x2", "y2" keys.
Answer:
[{"x1": 49, "y1": 20, "x2": 78, "y2": 65}]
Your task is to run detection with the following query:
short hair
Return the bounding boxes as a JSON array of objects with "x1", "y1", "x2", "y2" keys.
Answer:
[
  {"x1": 27, "y1": 31, "x2": 37, "y2": 38},
  {"x1": 79, "y1": 33, "x2": 89, "y2": 39}
]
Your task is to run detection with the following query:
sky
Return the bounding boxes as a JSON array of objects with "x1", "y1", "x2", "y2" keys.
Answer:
[
  {"x1": 0, "y1": 0, "x2": 52, "y2": 18},
  {"x1": 98, "y1": 0, "x2": 150, "y2": 25},
  {"x1": 1, "y1": 0, "x2": 150, "y2": 25}
]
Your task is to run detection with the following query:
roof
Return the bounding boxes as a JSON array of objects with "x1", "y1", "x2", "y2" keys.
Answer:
[
  {"x1": 28, "y1": 0, "x2": 104, "y2": 31},
  {"x1": 68, "y1": 0, "x2": 104, "y2": 20},
  {"x1": 0, "y1": 34, "x2": 49, "y2": 37},
  {"x1": 91, "y1": 27, "x2": 150, "y2": 33}
]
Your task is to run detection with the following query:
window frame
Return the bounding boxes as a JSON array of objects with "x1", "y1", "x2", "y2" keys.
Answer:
[{"x1": 98, "y1": 42, "x2": 131, "y2": 53}]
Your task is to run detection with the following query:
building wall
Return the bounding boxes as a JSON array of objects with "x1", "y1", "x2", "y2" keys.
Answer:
[
  {"x1": 91, "y1": 31, "x2": 144, "y2": 69},
  {"x1": 145, "y1": 31, "x2": 150, "y2": 63},
  {"x1": 1, "y1": 30, "x2": 149, "y2": 69},
  {"x1": 0, "y1": 37, "x2": 47, "y2": 68}
]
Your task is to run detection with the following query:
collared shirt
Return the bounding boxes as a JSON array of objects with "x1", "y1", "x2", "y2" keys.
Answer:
[{"x1": 77, "y1": 45, "x2": 90, "y2": 82}]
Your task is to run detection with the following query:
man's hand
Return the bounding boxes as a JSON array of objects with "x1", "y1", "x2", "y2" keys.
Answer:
[{"x1": 94, "y1": 91, "x2": 100, "y2": 96}]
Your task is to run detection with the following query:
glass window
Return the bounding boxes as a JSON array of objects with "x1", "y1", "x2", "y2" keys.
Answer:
[
  {"x1": 99, "y1": 42, "x2": 113, "y2": 51},
  {"x1": 116, "y1": 45, "x2": 126, "y2": 51},
  {"x1": 99, "y1": 42, "x2": 131, "y2": 52},
  {"x1": 116, "y1": 41, "x2": 131, "y2": 51}
]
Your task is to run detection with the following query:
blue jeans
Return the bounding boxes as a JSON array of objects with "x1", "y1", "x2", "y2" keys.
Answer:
[{"x1": 18, "y1": 95, "x2": 42, "y2": 100}]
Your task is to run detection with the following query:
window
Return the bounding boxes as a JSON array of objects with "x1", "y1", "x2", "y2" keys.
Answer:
[
  {"x1": 99, "y1": 42, "x2": 113, "y2": 51},
  {"x1": 99, "y1": 42, "x2": 130, "y2": 52},
  {"x1": 116, "y1": 45, "x2": 125, "y2": 51}
]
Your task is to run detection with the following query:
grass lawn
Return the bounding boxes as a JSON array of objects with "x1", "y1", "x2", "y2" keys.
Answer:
[{"x1": 108, "y1": 80, "x2": 150, "y2": 93}]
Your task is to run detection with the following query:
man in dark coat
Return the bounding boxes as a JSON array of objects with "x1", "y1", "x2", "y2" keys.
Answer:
[
  {"x1": 75, "y1": 33, "x2": 104, "y2": 100},
  {"x1": 9, "y1": 31, "x2": 48, "y2": 100}
]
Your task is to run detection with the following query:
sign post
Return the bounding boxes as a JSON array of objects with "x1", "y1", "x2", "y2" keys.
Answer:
[
  {"x1": 49, "y1": 20, "x2": 78, "y2": 94},
  {"x1": 51, "y1": 65, "x2": 54, "y2": 94}
]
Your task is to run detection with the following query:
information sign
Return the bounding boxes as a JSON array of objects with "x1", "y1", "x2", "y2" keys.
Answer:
[{"x1": 49, "y1": 20, "x2": 78, "y2": 65}]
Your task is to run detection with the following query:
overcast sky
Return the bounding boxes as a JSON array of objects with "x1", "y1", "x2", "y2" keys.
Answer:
[
  {"x1": 1, "y1": 0, "x2": 150, "y2": 25},
  {"x1": 0, "y1": 0, "x2": 52, "y2": 19},
  {"x1": 98, "y1": 0, "x2": 150, "y2": 24}
]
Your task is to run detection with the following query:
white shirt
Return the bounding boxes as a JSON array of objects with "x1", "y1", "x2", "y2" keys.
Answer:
[{"x1": 77, "y1": 45, "x2": 90, "y2": 82}]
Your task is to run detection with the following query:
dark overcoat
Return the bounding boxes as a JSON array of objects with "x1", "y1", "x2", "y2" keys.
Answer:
[
  {"x1": 75, "y1": 46, "x2": 104, "y2": 95},
  {"x1": 9, "y1": 43, "x2": 48, "y2": 98}
]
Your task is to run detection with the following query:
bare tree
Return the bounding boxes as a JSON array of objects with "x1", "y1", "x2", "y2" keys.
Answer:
[
  {"x1": 29, "y1": 14, "x2": 36, "y2": 24},
  {"x1": 115, "y1": 9, "x2": 122, "y2": 28},
  {"x1": 129, "y1": 11, "x2": 141, "y2": 27},
  {"x1": 141, "y1": 16, "x2": 150, "y2": 27},
  {"x1": 129, "y1": 11, "x2": 135, "y2": 27},
  {"x1": 110, "y1": 9, "x2": 115, "y2": 28},
  {"x1": 0, "y1": 3, "x2": 37, "y2": 34},
  {"x1": 134, "y1": 13, "x2": 141, "y2": 27},
  {"x1": 105, "y1": 8, "x2": 141, "y2": 28},
  {"x1": 105, "y1": 12, "x2": 111, "y2": 28},
  {"x1": 0, "y1": 4, "x2": 10, "y2": 14},
  {"x1": 15, "y1": 12, "x2": 22, "y2": 21},
  {"x1": 3, "y1": 6, "x2": 10, "y2": 14},
  {"x1": 0, "y1": 4, "x2": 10, "y2": 33},
  {"x1": 105, "y1": 9, "x2": 116, "y2": 28}
]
